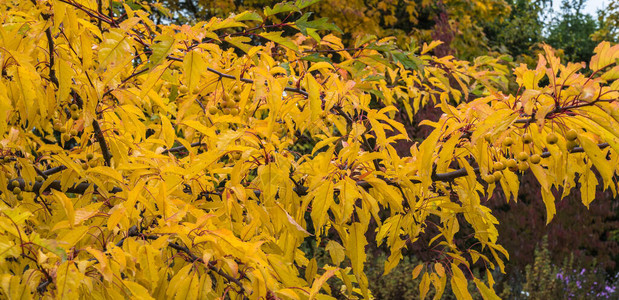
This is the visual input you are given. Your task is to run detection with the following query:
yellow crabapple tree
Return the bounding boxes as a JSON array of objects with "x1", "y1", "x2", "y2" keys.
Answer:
[{"x1": 0, "y1": 0, "x2": 618, "y2": 299}]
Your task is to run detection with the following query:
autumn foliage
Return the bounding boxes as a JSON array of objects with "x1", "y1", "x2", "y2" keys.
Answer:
[{"x1": 1, "y1": 0, "x2": 618, "y2": 299}]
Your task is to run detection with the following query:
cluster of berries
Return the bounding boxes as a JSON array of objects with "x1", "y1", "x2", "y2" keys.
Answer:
[
  {"x1": 482, "y1": 129, "x2": 579, "y2": 184},
  {"x1": 53, "y1": 103, "x2": 81, "y2": 141},
  {"x1": 208, "y1": 86, "x2": 243, "y2": 116}
]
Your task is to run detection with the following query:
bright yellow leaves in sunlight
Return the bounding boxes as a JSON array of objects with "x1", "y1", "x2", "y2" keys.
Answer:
[{"x1": 0, "y1": 1, "x2": 617, "y2": 299}]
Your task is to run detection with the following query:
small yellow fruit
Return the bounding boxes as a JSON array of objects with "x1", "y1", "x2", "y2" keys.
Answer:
[
  {"x1": 567, "y1": 140, "x2": 578, "y2": 151},
  {"x1": 530, "y1": 154, "x2": 541, "y2": 164},
  {"x1": 493, "y1": 161, "x2": 505, "y2": 171},
  {"x1": 70, "y1": 129, "x2": 78, "y2": 136},
  {"x1": 483, "y1": 174, "x2": 496, "y2": 184},
  {"x1": 53, "y1": 123, "x2": 62, "y2": 131},
  {"x1": 70, "y1": 104, "x2": 79, "y2": 111},
  {"x1": 546, "y1": 133, "x2": 559, "y2": 145},
  {"x1": 208, "y1": 106, "x2": 218, "y2": 115},
  {"x1": 35, "y1": 175, "x2": 44, "y2": 182},
  {"x1": 523, "y1": 133, "x2": 533, "y2": 144},
  {"x1": 484, "y1": 133, "x2": 493, "y2": 143},
  {"x1": 12, "y1": 187, "x2": 21, "y2": 194},
  {"x1": 566, "y1": 129, "x2": 578, "y2": 141},
  {"x1": 230, "y1": 108, "x2": 239, "y2": 116},
  {"x1": 493, "y1": 171, "x2": 502, "y2": 181},
  {"x1": 517, "y1": 152, "x2": 529, "y2": 161},
  {"x1": 506, "y1": 159, "x2": 517, "y2": 169},
  {"x1": 518, "y1": 162, "x2": 529, "y2": 171},
  {"x1": 71, "y1": 113, "x2": 79, "y2": 120},
  {"x1": 502, "y1": 137, "x2": 514, "y2": 147},
  {"x1": 11, "y1": 181, "x2": 20, "y2": 187},
  {"x1": 62, "y1": 133, "x2": 70, "y2": 141},
  {"x1": 222, "y1": 108, "x2": 231, "y2": 115},
  {"x1": 16, "y1": 194, "x2": 23, "y2": 201},
  {"x1": 59, "y1": 127, "x2": 66, "y2": 133},
  {"x1": 88, "y1": 160, "x2": 97, "y2": 168},
  {"x1": 86, "y1": 153, "x2": 94, "y2": 160},
  {"x1": 231, "y1": 86, "x2": 242, "y2": 96},
  {"x1": 179, "y1": 85, "x2": 189, "y2": 93},
  {"x1": 231, "y1": 152, "x2": 241, "y2": 160},
  {"x1": 82, "y1": 163, "x2": 89, "y2": 170}
]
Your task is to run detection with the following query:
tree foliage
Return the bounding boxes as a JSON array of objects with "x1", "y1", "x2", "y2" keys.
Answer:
[
  {"x1": 483, "y1": 0, "x2": 550, "y2": 58},
  {"x1": 149, "y1": 0, "x2": 512, "y2": 58},
  {"x1": 1, "y1": 0, "x2": 618, "y2": 299},
  {"x1": 546, "y1": 0, "x2": 598, "y2": 63},
  {"x1": 593, "y1": 0, "x2": 619, "y2": 43}
]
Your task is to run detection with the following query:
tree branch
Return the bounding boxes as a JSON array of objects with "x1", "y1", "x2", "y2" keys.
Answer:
[
  {"x1": 72, "y1": 90, "x2": 113, "y2": 167},
  {"x1": 162, "y1": 142, "x2": 204, "y2": 154},
  {"x1": 4, "y1": 178, "x2": 122, "y2": 196}
]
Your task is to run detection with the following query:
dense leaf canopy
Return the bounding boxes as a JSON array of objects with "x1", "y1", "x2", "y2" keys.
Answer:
[{"x1": 0, "y1": 0, "x2": 618, "y2": 299}]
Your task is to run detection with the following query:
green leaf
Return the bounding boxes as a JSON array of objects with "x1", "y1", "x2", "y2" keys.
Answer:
[
  {"x1": 234, "y1": 11, "x2": 263, "y2": 22},
  {"x1": 264, "y1": 2, "x2": 299, "y2": 17},
  {"x1": 295, "y1": 12, "x2": 342, "y2": 40},
  {"x1": 300, "y1": 53, "x2": 330, "y2": 62},
  {"x1": 225, "y1": 36, "x2": 253, "y2": 54},
  {"x1": 259, "y1": 31, "x2": 299, "y2": 51},
  {"x1": 148, "y1": 35, "x2": 175, "y2": 68},
  {"x1": 389, "y1": 50, "x2": 423, "y2": 70},
  {"x1": 295, "y1": 0, "x2": 321, "y2": 9}
]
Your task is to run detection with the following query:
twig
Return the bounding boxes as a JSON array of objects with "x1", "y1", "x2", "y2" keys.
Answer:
[
  {"x1": 162, "y1": 142, "x2": 204, "y2": 154},
  {"x1": 4, "y1": 178, "x2": 122, "y2": 196},
  {"x1": 71, "y1": 90, "x2": 113, "y2": 166}
]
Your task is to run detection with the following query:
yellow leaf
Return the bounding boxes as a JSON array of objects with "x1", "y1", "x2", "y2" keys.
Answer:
[
  {"x1": 412, "y1": 264, "x2": 424, "y2": 279},
  {"x1": 307, "y1": 74, "x2": 321, "y2": 123},
  {"x1": 310, "y1": 182, "x2": 333, "y2": 230},
  {"x1": 325, "y1": 241, "x2": 345, "y2": 266},
  {"x1": 422, "y1": 41, "x2": 443, "y2": 55},
  {"x1": 309, "y1": 268, "x2": 336, "y2": 300},
  {"x1": 85, "y1": 247, "x2": 114, "y2": 282},
  {"x1": 182, "y1": 50, "x2": 207, "y2": 92},
  {"x1": 53, "y1": 191, "x2": 75, "y2": 227},
  {"x1": 450, "y1": 264, "x2": 473, "y2": 300},
  {"x1": 435, "y1": 263, "x2": 445, "y2": 277},
  {"x1": 123, "y1": 280, "x2": 155, "y2": 300},
  {"x1": 308, "y1": 62, "x2": 335, "y2": 72},
  {"x1": 419, "y1": 272, "x2": 430, "y2": 299},
  {"x1": 98, "y1": 29, "x2": 131, "y2": 68},
  {"x1": 473, "y1": 278, "x2": 501, "y2": 300}
]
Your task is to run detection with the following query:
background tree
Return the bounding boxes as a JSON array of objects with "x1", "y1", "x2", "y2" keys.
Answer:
[
  {"x1": 546, "y1": 0, "x2": 599, "y2": 63},
  {"x1": 483, "y1": 0, "x2": 551, "y2": 58},
  {"x1": 149, "y1": 0, "x2": 512, "y2": 58},
  {"x1": 593, "y1": 0, "x2": 619, "y2": 43},
  {"x1": 0, "y1": 0, "x2": 618, "y2": 299}
]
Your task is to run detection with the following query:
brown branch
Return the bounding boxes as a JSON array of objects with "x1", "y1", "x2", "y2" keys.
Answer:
[
  {"x1": 42, "y1": 166, "x2": 67, "y2": 177},
  {"x1": 71, "y1": 90, "x2": 113, "y2": 166},
  {"x1": 514, "y1": 99, "x2": 616, "y2": 124},
  {"x1": 162, "y1": 142, "x2": 204, "y2": 154},
  {"x1": 91, "y1": 120, "x2": 112, "y2": 166},
  {"x1": 4, "y1": 178, "x2": 122, "y2": 196},
  {"x1": 166, "y1": 242, "x2": 247, "y2": 298},
  {"x1": 166, "y1": 55, "x2": 308, "y2": 97},
  {"x1": 57, "y1": 0, "x2": 116, "y2": 26},
  {"x1": 432, "y1": 142, "x2": 610, "y2": 182},
  {"x1": 119, "y1": 229, "x2": 248, "y2": 298}
]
